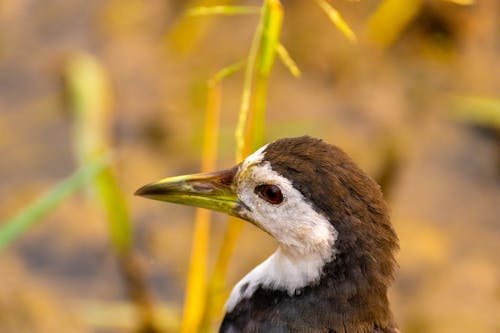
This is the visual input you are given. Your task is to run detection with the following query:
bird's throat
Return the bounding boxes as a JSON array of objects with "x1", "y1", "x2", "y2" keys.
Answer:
[{"x1": 225, "y1": 245, "x2": 335, "y2": 313}]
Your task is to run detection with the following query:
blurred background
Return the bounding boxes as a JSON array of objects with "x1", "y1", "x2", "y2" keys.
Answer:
[{"x1": 0, "y1": 0, "x2": 499, "y2": 332}]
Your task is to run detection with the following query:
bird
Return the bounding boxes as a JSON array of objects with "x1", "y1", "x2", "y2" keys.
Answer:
[{"x1": 136, "y1": 136, "x2": 399, "y2": 333}]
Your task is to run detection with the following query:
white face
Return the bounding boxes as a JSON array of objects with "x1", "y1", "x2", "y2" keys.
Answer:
[
  {"x1": 225, "y1": 145, "x2": 339, "y2": 311},
  {"x1": 234, "y1": 145, "x2": 337, "y2": 257}
]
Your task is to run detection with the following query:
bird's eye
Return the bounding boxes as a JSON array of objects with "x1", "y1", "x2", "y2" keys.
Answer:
[{"x1": 255, "y1": 184, "x2": 283, "y2": 204}]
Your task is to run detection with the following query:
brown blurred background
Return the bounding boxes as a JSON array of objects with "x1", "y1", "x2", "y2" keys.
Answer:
[{"x1": 0, "y1": 0, "x2": 499, "y2": 332}]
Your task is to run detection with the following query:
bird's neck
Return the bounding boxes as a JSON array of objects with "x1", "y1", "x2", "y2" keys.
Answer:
[
  {"x1": 319, "y1": 249, "x2": 396, "y2": 332},
  {"x1": 226, "y1": 242, "x2": 396, "y2": 332},
  {"x1": 225, "y1": 245, "x2": 333, "y2": 312},
  {"x1": 266, "y1": 246, "x2": 333, "y2": 291}
]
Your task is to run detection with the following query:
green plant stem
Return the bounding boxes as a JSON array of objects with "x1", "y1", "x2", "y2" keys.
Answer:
[
  {"x1": 65, "y1": 53, "x2": 158, "y2": 332},
  {"x1": 0, "y1": 156, "x2": 109, "y2": 251},
  {"x1": 235, "y1": 5, "x2": 264, "y2": 162}
]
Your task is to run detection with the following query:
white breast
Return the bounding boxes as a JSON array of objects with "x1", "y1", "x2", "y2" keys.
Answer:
[{"x1": 225, "y1": 245, "x2": 336, "y2": 312}]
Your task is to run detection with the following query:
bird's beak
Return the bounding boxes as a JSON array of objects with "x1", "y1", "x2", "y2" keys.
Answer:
[{"x1": 135, "y1": 166, "x2": 240, "y2": 216}]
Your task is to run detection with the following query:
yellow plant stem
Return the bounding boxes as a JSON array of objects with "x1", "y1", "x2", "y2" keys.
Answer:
[
  {"x1": 247, "y1": 0, "x2": 283, "y2": 151},
  {"x1": 443, "y1": 0, "x2": 474, "y2": 4},
  {"x1": 205, "y1": 0, "x2": 283, "y2": 329},
  {"x1": 276, "y1": 43, "x2": 301, "y2": 78},
  {"x1": 234, "y1": 6, "x2": 265, "y2": 162},
  {"x1": 181, "y1": 77, "x2": 222, "y2": 333},
  {"x1": 235, "y1": 0, "x2": 283, "y2": 158},
  {"x1": 167, "y1": 0, "x2": 234, "y2": 55},
  {"x1": 365, "y1": 0, "x2": 472, "y2": 50},
  {"x1": 200, "y1": 216, "x2": 245, "y2": 332},
  {"x1": 314, "y1": 0, "x2": 357, "y2": 43},
  {"x1": 187, "y1": 5, "x2": 261, "y2": 16},
  {"x1": 244, "y1": 76, "x2": 266, "y2": 152},
  {"x1": 366, "y1": 0, "x2": 422, "y2": 48}
]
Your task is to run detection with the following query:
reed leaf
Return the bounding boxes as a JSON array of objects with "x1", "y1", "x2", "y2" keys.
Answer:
[
  {"x1": 315, "y1": 0, "x2": 357, "y2": 43},
  {"x1": 366, "y1": 0, "x2": 470, "y2": 49},
  {"x1": 64, "y1": 54, "x2": 132, "y2": 252},
  {"x1": 442, "y1": 0, "x2": 475, "y2": 4},
  {"x1": 366, "y1": 0, "x2": 422, "y2": 48},
  {"x1": 277, "y1": 43, "x2": 301, "y2": 78},
  {"x1": 187, "y1": 5, "x2": 260, "y2": 16},
  {"x1": 0, "y1": 156, "x2": 109, "y2": 251},
  {"x1": 167, "y1": 0, "x2": 234, "y2": 54},
  {"x1": 234, "y1": 7, "x2": 265, "y2": 162},
  {"x1": 64, "y1": 54, "x2": 158, "y2": 332},
  {"x1": 449, "y1": 95, "x2": 500, "y2": 129},
  {"x1": 235, "y1": 0, "x2": 283, "y2": 160}
]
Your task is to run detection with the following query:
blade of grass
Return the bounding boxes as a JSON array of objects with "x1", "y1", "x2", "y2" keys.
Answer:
[
  {"x1": 234, "y1": 4, "x2": 265, "y2": 162},
  {"x1": 246, "y1": 0, "x2": 283, "y2": 152},
  {"x1": 277, "y1": 43, "x2": 301, "y2": 78},
  {"x1": 94, "y1": 169, "x2": 131, "y2": 253},
  {"x1": 167, "y1": 0, "x2": 234, "y2": 55},
  {"x1": 212, "y1": 60, "x2": 246, "y2": 82},
  {"x1": 0, "y1": 156, "x2": 110, "y2": 251},
  {"x1": 255, "y1": 1, "x2": 284, "y2": 77},
  {"x1": 187, "y1": 5, "x2": 260, "y2": 16},
  {"x1": 442, "y1": 0, "x2": 475, "y2": 5},
  {"x1": 65, "y1": 54, "x2": 131, "y2": 253},
  {"x1": 449, "y1": 95, "x2": 500, "y2": 129},
  {"x1": 315, "y1": 0, "x2": 357, "y2": 43},
  {"x1": 64, "y1": 53, "x2": 158, "y2": 332},
  {"x1": 366, "y1": 0, "x2": 422, "y2": 48},
  {"x1": 235, "y1": 0, "x2": 283, "y2": 160}
]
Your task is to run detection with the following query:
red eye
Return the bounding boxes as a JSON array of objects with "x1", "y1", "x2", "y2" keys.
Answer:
[{"x1": 255, "y1": 184, "x2": 284, "y2": 204}]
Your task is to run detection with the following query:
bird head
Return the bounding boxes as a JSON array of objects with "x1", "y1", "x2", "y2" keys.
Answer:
[
  {"x1": 136, "y1": 136, "x2": 397, "y2": 270},
  {"x1": 136, "y1": 136, "x2": 399, "y2": 332}
]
